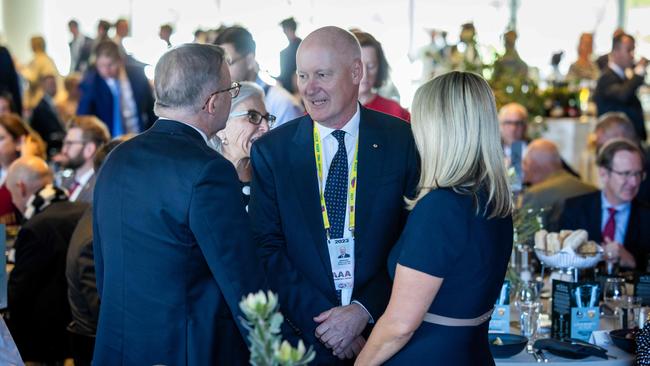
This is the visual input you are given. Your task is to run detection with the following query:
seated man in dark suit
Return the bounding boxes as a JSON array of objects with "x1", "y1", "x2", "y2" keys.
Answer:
[
  {"x1": 249, "y1": 26, "x2": 419, "y2": 364},
  {"x1": 522, "y1": 139, "x2": 597, "y2": 230},
  {"x1": 93, "y1": 43, "x2": 267, "y2": 365},
  {"x1": 56, "y1": 115, "x2": 110, "y2": 203},
  {"x1": 77, "y1": 40, "x2": 156, "y2": 136},
  {"x1": 593, "y1": 33, "x2": 648, "y2": 142},
  {"x1": 560, "y1": 138, "x2": 650, "y2": 272},
  {"x1": 5, "y1": 156, "x2": 87, "y2": 363},
  {"x1": 30, "y1": 74, "x2": 65, "y2": 156}
]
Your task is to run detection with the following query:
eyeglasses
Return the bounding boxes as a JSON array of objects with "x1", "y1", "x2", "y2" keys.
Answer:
[
  {"x1": 608, "y1": 168, "x2": 647, "y2": 181},
  {"x1": 62, "y1": 140, "x2": 87, "y2": 147},
  {"x1": 202, "y1": 82, "x2": 241, "y2": 110},
  {"x1": 501, "y1": 120, "x2": 526, "y2": 127},
  {"x1": 229, "y1": 109, "x2": 276, "y2": 127}
]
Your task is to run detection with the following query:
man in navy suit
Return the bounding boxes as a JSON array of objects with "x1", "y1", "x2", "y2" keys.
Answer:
[
  {"x1": 93, "y1": 43, "x2": 266, "y2": 365},
  {"x1": 77, "y1": 40, "x2": 155, "y2": 137},
  {"x1": 560, "y1": 138, "x2": 650, "y2": 272},
  {"x1": 594, "y1": 33, "x2": 648, "y2": 142},
  {"x1": 249, "y1": 26, "x2": 419, "y2": 364}
]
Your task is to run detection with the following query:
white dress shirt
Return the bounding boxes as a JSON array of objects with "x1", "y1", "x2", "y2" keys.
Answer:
[{"x1": 70, "y1": 168, "x2": 94, "y2": 202}]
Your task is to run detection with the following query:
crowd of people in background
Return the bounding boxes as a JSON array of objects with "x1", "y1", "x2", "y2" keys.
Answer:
[{"x1": 0, "y1": 14, "x2": 647, "y2": 366}]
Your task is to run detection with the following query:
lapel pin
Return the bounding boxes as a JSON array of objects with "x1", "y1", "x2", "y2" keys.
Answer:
[{"x1": 372, "y1": 143, "x2": 378, "y2": 148}]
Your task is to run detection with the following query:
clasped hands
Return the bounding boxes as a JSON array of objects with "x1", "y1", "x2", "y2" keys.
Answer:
[{"x1": 314, "y1": 303, "x2": 369, "y2": 359}]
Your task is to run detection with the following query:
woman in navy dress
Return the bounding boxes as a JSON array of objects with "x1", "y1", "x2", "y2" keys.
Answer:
[{"x1": 356, "y1": 71, "x2": 513, "y2": 366}]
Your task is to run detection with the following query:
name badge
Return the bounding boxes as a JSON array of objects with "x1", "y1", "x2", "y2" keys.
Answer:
[{"x1": 327, "y1": 235, "x2": 355, "y2": 305}]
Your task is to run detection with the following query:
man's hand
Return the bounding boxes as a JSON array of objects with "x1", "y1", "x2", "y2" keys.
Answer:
[
  {"x1": 313, "y1": 303, "x2": 370, "y2": 353},
  {"x1": 334, "y1": 335, "x2": 366, "y2": 360},
  {"x1": 604, "y1": 238, "x2": 636, "y2": 269}
]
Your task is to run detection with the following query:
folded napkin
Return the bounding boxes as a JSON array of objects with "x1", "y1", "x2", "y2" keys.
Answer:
[{"x1": 534, "y1": 338, "x2": 608, "y2": 359}]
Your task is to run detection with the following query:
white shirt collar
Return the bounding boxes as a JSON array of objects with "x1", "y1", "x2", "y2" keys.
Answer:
[
  {"x1": 158, "y1": 118, "x2": 209, "y2": 145},
  {"x1": 601, "y1": 191, "x2": 631, "y2": 212},
  {"x1": 608, "y1": 62, "x2": 626, "y2": 79},
  {"x1": 76, "y1": 168, "x2": 94, "y2": 186},
  {"x1": 314, "y1": 104, "x2": 361, "y2": 141}
]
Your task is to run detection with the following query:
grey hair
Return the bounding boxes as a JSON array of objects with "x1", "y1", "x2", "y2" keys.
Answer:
[
  {"x1": 208, "y1": 81, "x2": 266, "y2": 153},
  {"x1": 595, "y1": 112, "x2": 637, "y2": 141},
  {"x1": 154, "y1": 43, "x2": 225, "y2": 114}
]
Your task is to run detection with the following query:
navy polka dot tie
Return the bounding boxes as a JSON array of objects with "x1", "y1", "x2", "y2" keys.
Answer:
[{"x1": 324, "y1": 130, "x2": 348, "y2": 239}]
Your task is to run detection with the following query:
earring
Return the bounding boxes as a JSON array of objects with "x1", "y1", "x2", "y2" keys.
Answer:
[{"x1": 220, "y1": 136, "x2": 229, "y2": 145}]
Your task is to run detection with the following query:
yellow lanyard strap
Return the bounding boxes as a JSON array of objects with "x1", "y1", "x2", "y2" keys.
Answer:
[{"x1": 313, "y1": 124, "x2": 358, "y2": 235}]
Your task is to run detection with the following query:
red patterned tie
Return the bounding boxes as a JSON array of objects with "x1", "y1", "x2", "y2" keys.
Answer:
[{"x1": 602, "y1": 208, "x2": 617, "y2": 241}]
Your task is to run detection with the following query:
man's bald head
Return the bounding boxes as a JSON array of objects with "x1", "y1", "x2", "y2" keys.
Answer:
[
  {"x1": 6, "y1": 156, "x2": 53, "y2": 213},
  {"x1": 298, "y1": 26, "x2": 361, "y2": 62},
  {"x1": 296, "y1": 26, "x2": 363, "y2": 129},
  {"x1": 523, "y1": 139, "x2": 563, "y2": 185},
  {"x1": 498, "y1": 102, "x2": 528, "y2": 146}
]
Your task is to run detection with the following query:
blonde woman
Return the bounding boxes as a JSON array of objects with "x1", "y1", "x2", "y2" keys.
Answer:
[{"x1": 355, "y1": 72, "x2": 513, "y2": 365}]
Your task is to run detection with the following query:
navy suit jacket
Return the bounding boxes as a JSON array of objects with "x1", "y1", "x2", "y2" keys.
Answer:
[
  {"x1": 593, "y1": 66, "x2": 646, "y2": 141},
  {"x1": 77, "y1": 64, "x2": 155, "y2": 135},
  {"x1": 559, "y1": 191, "x2": 650, "y2": 271},
  {"x1": 249, "y1": 106, "x2": 419, "y2": 364},
  {"x1": 93, "y1": 120, "x2": 266, "y2": 365}
]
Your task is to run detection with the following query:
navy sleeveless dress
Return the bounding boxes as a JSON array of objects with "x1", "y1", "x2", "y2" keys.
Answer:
[{"x1": 385, "y1": 188, "x2": 513, "y2": 365}]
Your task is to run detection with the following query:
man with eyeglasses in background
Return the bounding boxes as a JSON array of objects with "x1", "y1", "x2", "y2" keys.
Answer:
[
  {"x1": 560, "y1": 138, "x2": 650, "y2": 272},
  {"x1": 215, "y1": 26, "x2": 303, "y2": 128},
  {"x1": 55, "y1": 116, "x2": 110, "y2": 204},
  {"x1": 92, "y1": 44, "x2": 266, "y2": 365}
]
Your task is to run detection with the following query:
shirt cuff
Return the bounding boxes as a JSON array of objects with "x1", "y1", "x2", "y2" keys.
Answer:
[{"x1": 352, "y1": 300, "x2": 375, "y2": 324}]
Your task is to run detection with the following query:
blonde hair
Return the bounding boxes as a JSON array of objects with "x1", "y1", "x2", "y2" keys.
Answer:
[{"x1": 408, "y1": 71, "x2": 512, "y2": 218}]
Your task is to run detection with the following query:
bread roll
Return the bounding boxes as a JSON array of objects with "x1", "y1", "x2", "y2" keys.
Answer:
[
  {"x1": 564, "y1": 229, "x2": 588, "y2": 250},
  {"x1": 547, "y1": 233, "x2": 561, "y2": 253},
  {"x1": 559, "y1": 230, "x2": 572, "y2": 246},
  {"x1": 578, "y1": 240, "x2": 599, "y2": 255}
]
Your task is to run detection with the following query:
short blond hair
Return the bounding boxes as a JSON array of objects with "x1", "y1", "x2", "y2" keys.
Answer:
[{"x1": 409, "y1": 71, "x2": 512, "y2": 218}]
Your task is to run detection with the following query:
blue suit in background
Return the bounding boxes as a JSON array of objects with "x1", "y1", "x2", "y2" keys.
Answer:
[
  {"x1": 77, "y1": 64, "x2": 156, "y2": 136},
  {"x1": 92, "y1": 119, "x2": 266, "y2": 365},
  {"x1": 249, "y1": 107, "x2": 419, "y2": 364}
]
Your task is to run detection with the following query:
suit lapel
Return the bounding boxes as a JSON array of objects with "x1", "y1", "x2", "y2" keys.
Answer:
[
  {"x1": 289, "y1": 118, "x2": 333, "y2": 290},
  {"x1": 624, "y1": 200, "x2": 640, "y2": 250},
  {"x1": 590, "y1": 193, "x2": 604, "y2": 243},
  {"x1": 354, "y1": 108, "x2": 385, "y2": 257}
]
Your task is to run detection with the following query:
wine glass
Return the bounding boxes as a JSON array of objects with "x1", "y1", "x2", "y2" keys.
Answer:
[{"x1": 603, "y1": 277, "x2": 627, "y2": 317}]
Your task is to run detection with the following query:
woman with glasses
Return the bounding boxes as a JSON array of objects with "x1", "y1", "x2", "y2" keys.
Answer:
[
  {"x1": 353, "y1": 31, "x2": 410, "y2": 122},
  {"x1": 210, "y1": 81, "x2": 273, "y2": 210}
]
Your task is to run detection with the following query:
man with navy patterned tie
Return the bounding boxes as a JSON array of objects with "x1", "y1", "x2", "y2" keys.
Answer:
[{"x1": 249, "y1": 26, "x2": 419, "y2": 364}]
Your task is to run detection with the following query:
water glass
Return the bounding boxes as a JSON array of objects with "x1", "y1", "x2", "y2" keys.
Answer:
[
  {"x1": 603, "y1": 277, "x2": 627, "y2": 315},
  {"x1": 620, "y1": 296, "x2": 642, "y2": 329},
  {"x1": 519, "y1": 301, "x2": 541, "y2": 339}
]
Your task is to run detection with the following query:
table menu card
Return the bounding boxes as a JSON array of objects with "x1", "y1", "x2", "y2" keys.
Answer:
[
  {"x1": 489, "y1": 281, "x2": 510, "y2": 333},
  {"x1": 552, "y1": 280, "x2": 600, "y2": 342}
]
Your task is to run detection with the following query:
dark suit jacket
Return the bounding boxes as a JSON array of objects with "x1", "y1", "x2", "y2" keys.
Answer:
[
  {"x1": 66, "y1": 208, "x2": 99, "y2": 337},
  {"x1": 278, "y1": 38, "x2": 301, "y2": 93},
  {"x1": 559, "y1": 191, "x2": 650, "y2": 271},
  {"x1": 593, "y1": 66, "x2": 646, "y2": 141},
  {"x1": 75, "y1": 173, "x2": 95, "y2": 205},
  {"x1": 77, "y1": 64, "x2": 156, "y2": 136},
  {"x1": 7, "y1": 200, "x2": 88, "y2": 362},
  {"x1": 0, "y1": 46, "x2": 22, "y2": 114},
  {"x1": 93, "y1": 119, "x2": 266, "y2": 365},
  {"x1": 249, "y1": 107, "x2": 419, "y2": 364},
  {"x1": 30, "y1": 97, "x2": 65, "y2": 156}
]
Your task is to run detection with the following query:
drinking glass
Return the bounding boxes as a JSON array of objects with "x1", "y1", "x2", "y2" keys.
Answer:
[
  {"x1": 515, "y1": 281, "x2": 541, "y2": 339},
  {"x1": 603, "y1": 277, "x2": 627, "y2": 316}
]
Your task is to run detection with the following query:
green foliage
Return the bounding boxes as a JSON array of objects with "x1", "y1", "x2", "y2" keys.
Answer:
[{"x1": 240, "y1": 291, "x2": 316, "y2": 366}]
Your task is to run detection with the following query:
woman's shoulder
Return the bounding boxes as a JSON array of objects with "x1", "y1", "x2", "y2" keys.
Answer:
[{"x1": 411, "y1": 188, "x2": 473, "y2": 218}]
